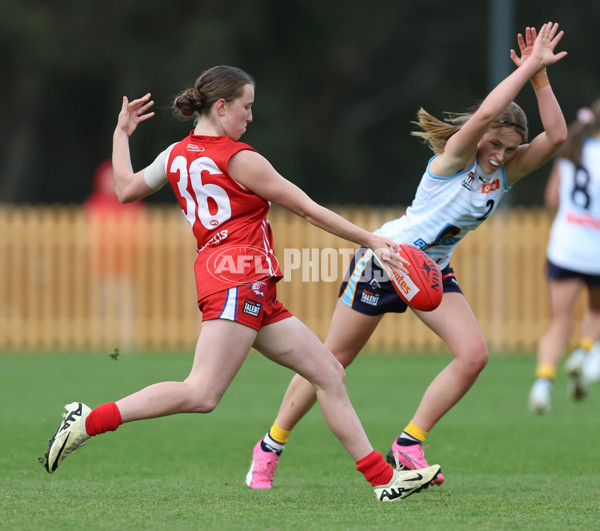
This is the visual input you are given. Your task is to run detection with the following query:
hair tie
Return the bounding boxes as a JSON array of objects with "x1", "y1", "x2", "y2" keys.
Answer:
[{"x1": 576, "y1": 107, "x2": 595, "y2": 125}]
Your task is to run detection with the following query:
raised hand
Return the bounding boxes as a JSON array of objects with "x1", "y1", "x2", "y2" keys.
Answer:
[
  {"x1": 512, "y1": 22, "x2": 567, "y2": 73},
  {"x1": 510, "y1": 26, "x2": 538, "y2": 70},
  {"x1": 533, "y1": 22, "x2": 567, "y2": 67},
  {"x1": 116, "y1": 93, "x2": 155, "y2": 137}
]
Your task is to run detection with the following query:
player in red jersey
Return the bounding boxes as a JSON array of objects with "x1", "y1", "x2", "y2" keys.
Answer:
[{"x1": 42, "y1": 65, "x2": 440, "y2": 502}]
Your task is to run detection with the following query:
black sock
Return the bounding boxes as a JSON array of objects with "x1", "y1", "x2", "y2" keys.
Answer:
[
  {"x1": 396, "y1": 433, "x2": 420, "y2": 447},
  {"x1": 261, "y1": 433, "x2": 285, "y2": 455}
]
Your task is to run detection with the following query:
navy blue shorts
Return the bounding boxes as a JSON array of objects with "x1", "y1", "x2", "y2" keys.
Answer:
[
  {"x1": 338, "y1": 247, "x2": 462, "y2": 315},
  {"x1": 546, "y1": 260, "x2": 600, "y2": 288}
]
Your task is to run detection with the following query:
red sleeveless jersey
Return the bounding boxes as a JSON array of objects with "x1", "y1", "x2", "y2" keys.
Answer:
[{"x1": 166, "y1": 133, "x2": 282, "y2": 302}]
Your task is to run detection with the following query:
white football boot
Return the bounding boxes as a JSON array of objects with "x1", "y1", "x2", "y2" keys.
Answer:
[
  {"x1": 566, "y1": 348, "x2": 588, "y2": 400},
  {"x1": 373, "y1": 452, "x2": 441, "y2": 502},
  {"x1": 583, "y1": 344, "x2": 600, "y2": 383},
  {"x1": 528, "y1": 378, "x2": 552, "y2": 414},
  {"x1": 44, "y1": 402, "x2": 91, "y2": 473}
]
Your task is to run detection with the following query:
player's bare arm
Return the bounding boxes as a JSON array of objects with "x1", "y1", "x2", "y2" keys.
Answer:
[
  {"x1": 112, "y1": 93, "x2": 157, "y2": 203},
  {"x1": 229, "y1": 150, "x2": 407, "y2": 274}
]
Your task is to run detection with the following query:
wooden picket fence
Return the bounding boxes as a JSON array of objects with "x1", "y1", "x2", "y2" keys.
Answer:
[{"x1": 0, "y1": 205, "x2": 587, "y2": 353}]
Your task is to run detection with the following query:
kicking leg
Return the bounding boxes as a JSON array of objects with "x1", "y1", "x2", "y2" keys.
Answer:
[
  {"x1": 252, "y1": 315, "x2": 440, "y2": 498},
  {"x1": 245, "y1": 302, "x2": 381, "y2": 489}
]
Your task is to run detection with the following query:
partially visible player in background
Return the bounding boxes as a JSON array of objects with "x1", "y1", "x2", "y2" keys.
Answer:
[
  {"x1": 246, "y1": 22, "x2": 568, "y2": 490},
  {"x1": 529, "y1": 102, "x2": 600, "y2": 414},
  {"x1": 83, "y1": 159, "x2": 149, "y2": 348}
]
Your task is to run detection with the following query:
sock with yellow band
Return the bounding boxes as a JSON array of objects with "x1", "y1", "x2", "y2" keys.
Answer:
[
  {"x1": 397, "y1": 421, "x2": 427, "y2": 447},
  {"x1": 269, "y1": 419, "x2": 291, "y2": 444},
  {"x1": 261, "y1": 420, "x2": 291, "y2": 455},
  {"x1": 578, "y1": 337, "x2": 594, "y2": 353},
  {"x1": 535, "y1": 364, "x2": 556, "y2": 381}
]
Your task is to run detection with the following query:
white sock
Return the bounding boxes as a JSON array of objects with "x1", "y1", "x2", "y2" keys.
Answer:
[
  {"x1": 262, "y1": 432, "x2": 285, "y2": 454},
  {"x1": 399, "y1": 432, "x2": 420, "y2": 445}
]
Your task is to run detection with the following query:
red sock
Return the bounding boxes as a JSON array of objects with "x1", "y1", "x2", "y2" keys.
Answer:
[
  {"x1": 85, "y1": 402, "x2": 123, "y2": 436},
  {"x1": 356, "y1": 450, "x2": 393, "y2": 487}
]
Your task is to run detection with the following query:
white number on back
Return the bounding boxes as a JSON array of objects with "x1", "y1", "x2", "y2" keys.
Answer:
[{"x1": 170, "y1": 155, "x2": 232, "y2": 229}]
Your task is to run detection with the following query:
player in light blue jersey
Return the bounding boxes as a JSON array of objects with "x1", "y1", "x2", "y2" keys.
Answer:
[
  {"x1": 246, "y1": 23, "x2": 568, "y2": 489},
  {"x1": 529, "y1": 101, "x2": 600, "y2": 414}
]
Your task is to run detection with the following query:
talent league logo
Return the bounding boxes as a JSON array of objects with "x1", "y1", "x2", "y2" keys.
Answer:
[
  {"x1": 206, "y1": 245, "x2": 279, "y2": 284},
  {"x1": 242, "y1": 299, "x2": 262, "y2": 317},
  {"x1": 360, "y1": 289, "x2": 380, "y2": 306}
]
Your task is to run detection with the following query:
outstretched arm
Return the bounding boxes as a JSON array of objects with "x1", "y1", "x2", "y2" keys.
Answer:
[
  {"x1": 505, "y1": 25, "x2": 568, "y2": 184},
  {"x1": 112, "y1": 93, "x2": 157, "y2": 203},
  {"x1": 432, "y1": 22, "x2": 567, "y2": 178},
  {"x1": 228, "y1": 150, "x2": 409, "y2": 274}
]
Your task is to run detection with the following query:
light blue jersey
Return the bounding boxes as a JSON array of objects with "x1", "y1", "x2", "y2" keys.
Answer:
[
  {"x1": 547, "y1": 138, "x2": 600, "y2": 274},
  {"x1": 376, "y1": 155, "x2": 510, "y2": 269}
]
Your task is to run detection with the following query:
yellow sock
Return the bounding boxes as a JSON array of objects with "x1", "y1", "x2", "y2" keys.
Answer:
[
  {"x1": 578, "y1": 337, "x2": 594, "y2": 353},
  {"x1": 535, "y1": 365, "x2": 556, "y2": 380},
  {"x1": 404, "y1": 421, "x2": 428, "y2": 444},
  {"x1": 269, "y1": 420, "x2": 291, "y2": 444}
]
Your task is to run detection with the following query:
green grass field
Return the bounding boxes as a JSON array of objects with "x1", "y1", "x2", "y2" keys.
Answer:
[{"x1": 1, "y1": 351, "x2": 598, "y2": 530}]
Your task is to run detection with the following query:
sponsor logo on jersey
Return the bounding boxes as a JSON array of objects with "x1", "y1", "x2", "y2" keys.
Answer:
[
  {"x1": 482, "y1": 179, "x2": 500, "y2": 193},
  {"x1": 198, "y1": 230, "x2": 228, "y2": 252},
  {"x1": 566, "y1": 211, "x2": 600, "y2": 229},
  {"x1": 462, "y1": 171, "x2": 475, "y2": 191},
  {"x1": 186, "y1": 144, "x2": 205, "y2": 152},
  {"x1": 414, "y1": 238, "x2": 428, "y2": 250},
  {"x1": 432, "y1": 224, "x2": 461, "y2": 247},
  {"x1": 360, "y1": 289, "x2": 380, "y2": 306},
  {"x1": 242, "y1": 298, "x2": 262, "y2": 317},
  {"x1": 415, "y1": 225, "x2": 461, "y2": 251}
]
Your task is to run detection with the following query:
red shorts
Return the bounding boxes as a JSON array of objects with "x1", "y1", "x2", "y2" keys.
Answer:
[{"x1": 198, "y1": 279, "x2": 292, "y2": 331}]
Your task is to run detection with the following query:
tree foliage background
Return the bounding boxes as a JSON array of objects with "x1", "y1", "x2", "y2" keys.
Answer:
[{"x1": 1, "y1": 0, "x2": 599, "y2": 206}]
